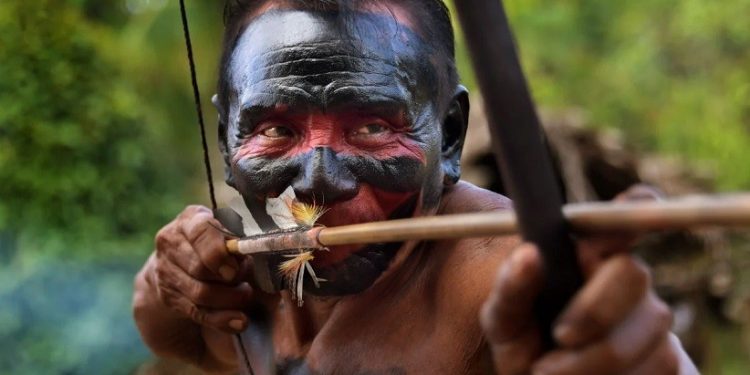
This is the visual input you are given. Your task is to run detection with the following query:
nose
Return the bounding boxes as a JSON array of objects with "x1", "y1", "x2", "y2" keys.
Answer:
[{"x1": 292, "y1": 147, "x2": 359, "y2": 204}]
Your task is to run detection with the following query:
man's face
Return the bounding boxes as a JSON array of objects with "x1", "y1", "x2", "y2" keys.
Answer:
[{"x1": 221, "y1": 7, "x2": 463, "y2": 295}]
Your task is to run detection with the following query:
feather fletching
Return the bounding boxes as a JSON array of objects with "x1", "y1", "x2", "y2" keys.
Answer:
[{"x1": 290, "y1": 200, "x2": 328, "y2": 227}]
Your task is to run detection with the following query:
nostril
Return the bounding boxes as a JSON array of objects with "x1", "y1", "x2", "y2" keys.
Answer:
[{"x1": 291, "y1": 147, "x2": 359, "y2": 205}]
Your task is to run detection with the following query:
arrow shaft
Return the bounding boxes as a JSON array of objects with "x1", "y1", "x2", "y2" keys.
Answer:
[{"x1": 227, "y1": 194, "x2": 750, "y2": 254}]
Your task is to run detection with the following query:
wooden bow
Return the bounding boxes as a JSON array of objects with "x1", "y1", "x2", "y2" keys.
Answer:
[{"x1": 452, "y1": 0, "x2": 584, "y2": 345}]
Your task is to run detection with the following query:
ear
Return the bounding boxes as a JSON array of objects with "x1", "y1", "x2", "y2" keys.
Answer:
[
  {"x1": 441, "y1": 86, "x2": 470, "y2": 185},
  {"x1": 213, "y1": 94, "x2": 236, "y2": 188}
]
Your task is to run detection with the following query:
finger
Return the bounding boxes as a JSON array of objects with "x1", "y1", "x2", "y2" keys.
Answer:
[
  {"x1": 536, "y1": 293, "x2": 672, "y2": 375},
  {"x1": 627, "y1": 335, "x2": 680, "y2": 375},
  {"x1": 554, "y1": 255, "x2": 650, "y2": 347},
  {"x1": 481, "y1": 244, "x2": 544, "y2": 375},
  {"x1": 180, "y1": 206, "x2": 240, "y2": 282},
  {"x1": 156, "y1": 228, "x2": 217, "y2": 282},
  {"x1": 481, "y1": 244, "x2": 544, "y2": 341},
  {"x1": 576, "y1": 232, "x2": 638, "y2": 275},
  {"x1": 156, "y1": 207, "x2": 227, "y2": 282},
  {"x1": 156, "y1": 285, "x2": 248, "y2": 333},
  {"x1": 490, "y1": 326, "x2": 543, "y2": 375},
  {"x1": 155, "y1": 255, "x2": 254, "y2": 310},
  {"x1": 236, "y1": 254, "x2": 257, "y2": 285}
]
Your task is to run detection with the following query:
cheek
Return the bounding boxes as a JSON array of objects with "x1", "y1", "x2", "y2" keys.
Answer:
[
  {"x1": 336, "y1": 134, "x2": 426, "y2": 164},
  {"x1": 341, "y1": 155, "x2": 427, "y2": 193},
  {"x1": 318, "y1": 185, "x2": 415, "y2": 227},
  {"x1": 234, "y1": 138, "x2": 291, "y2": 160},
  {"x1": 372, "y1": 188, "x2": 416, "y2": 212},
  {"x1": 231, "y1": 156, "x2": 301, "y2": 197}
]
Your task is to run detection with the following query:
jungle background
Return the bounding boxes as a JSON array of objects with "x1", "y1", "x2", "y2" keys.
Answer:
[{"x1": 1, "y1": 0, "x2": 749, "y2": 373}]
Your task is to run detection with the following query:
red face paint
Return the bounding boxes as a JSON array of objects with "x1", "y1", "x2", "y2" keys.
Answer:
[
  {"x1": 234, "y1": 112, "x2": 426, "y2": 163},
  {"x1": 312, "y1": 185, "x2": 416, "y2": 267}
]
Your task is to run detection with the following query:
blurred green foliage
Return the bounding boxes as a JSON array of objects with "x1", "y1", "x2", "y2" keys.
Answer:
[
  {"x1": 499, "y1": 0, "x2": 750, "y2": 191},
  {"x1": 0, "y1": 0, "x2": 221, "y2": 373},
  {"x1": 0, "y1": 0, "x2": 748, "y2": 373},
  {"x1": 1, "y1": 0, "x2": 178, "y2": 257}
]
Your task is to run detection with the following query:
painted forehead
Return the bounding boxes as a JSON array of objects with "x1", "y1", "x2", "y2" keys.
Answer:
[{"x1": 227, "y1": 8, "x2": 437, "y2": 110}]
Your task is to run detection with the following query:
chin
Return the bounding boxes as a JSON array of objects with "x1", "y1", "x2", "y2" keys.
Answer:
[{"x1": 308, "y1": 240, "x2": 403, "y2": 296}]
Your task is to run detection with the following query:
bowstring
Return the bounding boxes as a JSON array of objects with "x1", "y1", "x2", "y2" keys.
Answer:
[
  {"x1": 178, "y1": 0, "x2": 217, "y2": 211},
  {"x1": 177, "y1": 2, "x2": 254, "y2": 374}
]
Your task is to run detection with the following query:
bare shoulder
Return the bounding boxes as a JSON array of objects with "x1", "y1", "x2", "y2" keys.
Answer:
[
  {"x1": 436, "y1": 180, "x2": 519, "y2": 266},
  {"x1": 438, "y1": 180, "x2": 514, "y2": 215},
  {"x1": 413, "y1": 182, "x2": 517, "y2": 367},
  {"x1": 431, "y1": 180, "x2": 520, "y2": 315}
]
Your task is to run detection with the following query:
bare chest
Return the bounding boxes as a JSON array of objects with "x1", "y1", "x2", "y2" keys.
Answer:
[{"x1": 264, "y1": 293, "x2": 487, "y2": 374}]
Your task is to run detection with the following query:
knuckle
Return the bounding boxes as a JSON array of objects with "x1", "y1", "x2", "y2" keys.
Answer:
[
  {"x1": 154, "y1": 263, "x2": 170, "y2": 284},
  {"x1": 154, "y1": 227, "x2": 173, "y2": 251},
  {"x1": 187, "y1": 304, "x2": 206, "y2": 324},
  {"x1": 189, "y1": 282, "x2": 212, "y2": 305},
  {"x1": 183, "y1": 205, "x2": 211, "y2": 217},
  {"x1": 155, "y1": 283, "x2": 174, "y2": 307},
  {"x1": 156, "y1": 286, "x2": 175, "y2": 307},
  {"x1": 617, "y1": 255, "x2": 650, "y2": 287},
  {"x1": 186, "y1": 258, "x2": 207, "y2": 278},
  {"x1": 179, "y1": 206, "x2": 213, "y2": 235},
  {"x1": 600, "y1": 342, "x2": 627, "y2": 370},
  {"x1": 238, "y1": 283, "x2": 254, "y2": 303},
  {"x1": 632, "y1": 258, "x2": 652, "y2": 286},
  {"x1": 199, "y1": 239, "x2": 223, "y2": 265},
  {"x1": 654, "y1": 300, "x2": 674, "y2": 330},
  {"x1": 186, "y1": 217, "x2": 213, "y2": 243}
]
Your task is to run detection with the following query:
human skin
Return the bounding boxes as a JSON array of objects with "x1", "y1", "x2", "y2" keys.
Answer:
[
  {"x1": 219, "y1": 7, "x2": 463, "y2": 297},
  {"x1": 133, "y1": 2, "x2": 697, "y2": 374}
]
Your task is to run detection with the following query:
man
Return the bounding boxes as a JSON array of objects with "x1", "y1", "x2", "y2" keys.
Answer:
[{"x1": 133, "y1": 0, "x2": 697, "y2": 373}]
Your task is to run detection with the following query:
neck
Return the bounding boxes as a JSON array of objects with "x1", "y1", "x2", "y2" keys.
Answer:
[
  {"x1": 278, "y1": 238, "x2": 425, "y2": 346},
  {"x1": 280, "y1": 292, "x2": 341, "y2": 344}
]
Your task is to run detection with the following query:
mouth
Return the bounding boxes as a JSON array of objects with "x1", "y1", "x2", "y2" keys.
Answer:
[
  {"x1": 264, "y1": 193, "x2": 419, "y2": 296},
  {"x1": 297, "y1": 186, "x2": 419, "y2": 267},
  {"x1": 308, "y1": 204, "x2": 388, "y2": 268}
]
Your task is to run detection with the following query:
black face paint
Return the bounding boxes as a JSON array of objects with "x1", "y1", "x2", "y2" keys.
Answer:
[
  {"x1": 220, "y1": 9, "x2": 457, "y2": 295},
  {"x1": 233, "y1": 148, "x2": 426, "y2": 200}
]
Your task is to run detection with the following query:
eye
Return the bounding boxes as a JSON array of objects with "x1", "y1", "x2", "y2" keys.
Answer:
[
  {"x1": 352, "y1": 123, "x2": 390, "y2": 136},
  {"x1": 260, "y1": 125, "x2": 294, "y2": 138}
]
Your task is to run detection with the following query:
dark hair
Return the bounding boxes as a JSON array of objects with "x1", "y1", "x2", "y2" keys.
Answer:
[{"x1": 216, "y1": 0, "x2": 458, "y2": 120}]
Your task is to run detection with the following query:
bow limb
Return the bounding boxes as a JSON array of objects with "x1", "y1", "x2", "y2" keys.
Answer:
[{"x1": 453, "y1": 0, "x2": 584, "y2": 346}]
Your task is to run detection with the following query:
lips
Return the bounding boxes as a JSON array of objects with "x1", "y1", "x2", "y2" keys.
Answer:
[
  {"x1": 310, "y1": 185, "x2": 416, "y2": 267},
  {"x1": 261, "y1": 192, "x2": 419, "y2": 296}
]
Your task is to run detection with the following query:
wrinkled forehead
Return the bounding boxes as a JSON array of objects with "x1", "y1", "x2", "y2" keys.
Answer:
[
  {"x1": 236, "y1": 10, "x2": 410, "y2": 58},
  {"x1": 227, "y1": 8, "x2": 436, "y2": 99}
]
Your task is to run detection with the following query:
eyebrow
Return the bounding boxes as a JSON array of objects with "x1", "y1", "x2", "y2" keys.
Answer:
[
  {"x1": 326, "y1": 94, "x2": 409, "y2": 123},
  {"x1": 323, "y1": 81, "x2": 409, "y2": 113},
  {"x1": 240, "y1": 82, "x2": 410, "y2": 120},
  {"x1": 237, "y1": 88, "x2": 315, "y2": 127}
]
